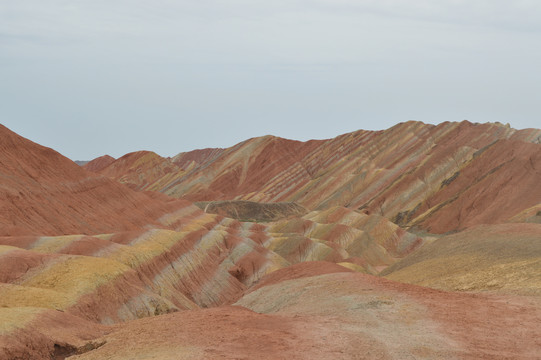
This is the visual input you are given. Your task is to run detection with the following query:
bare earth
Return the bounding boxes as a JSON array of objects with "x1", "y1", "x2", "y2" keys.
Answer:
[{"x1": 0, "y1": 122, "x2": 540, "y2": 359}]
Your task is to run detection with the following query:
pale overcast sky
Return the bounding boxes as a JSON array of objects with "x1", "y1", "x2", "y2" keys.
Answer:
[{"x1": 1, "y1": 1, "x2": 540, "y2": 160}]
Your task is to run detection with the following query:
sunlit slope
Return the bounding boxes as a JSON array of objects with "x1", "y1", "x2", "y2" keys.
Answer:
[{"x1": 380, "y1": 223, "x2": 541, "y2": 294}]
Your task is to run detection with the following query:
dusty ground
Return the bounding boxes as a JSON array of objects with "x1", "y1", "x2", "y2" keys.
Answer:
[
  {"x1": 382, "y1": 223, "x2": 541, "y2": 295},
  {"x1": 70, "y1": 306, "x2": 393, "y2": 360},
  {"x1": 237, "y1": 271, "x2": 541, "y2": 360},
  {"x1": 64, "y1": 269, "x2": 541, "y2": 360}
]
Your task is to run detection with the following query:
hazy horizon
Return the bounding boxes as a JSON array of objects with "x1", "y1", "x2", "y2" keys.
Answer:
[
  {"x1": 1, "y1": 1, "x2": 540, "y2": 160},
  {"x1": 2, "y1": 119, "x2": 534, "y2": 162}
]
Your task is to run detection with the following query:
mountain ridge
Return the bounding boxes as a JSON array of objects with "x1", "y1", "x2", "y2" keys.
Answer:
[
  {"x1": 86, "y1": 120, "x2": 541, "y2": 233},
  {"x1": 1, "y1": 121, "x2": 539, "y2": 359}
]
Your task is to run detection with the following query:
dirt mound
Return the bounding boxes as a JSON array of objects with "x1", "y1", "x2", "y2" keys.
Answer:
[{"x1": 196, "y1": 200, "x2": 308, "y2": 222}]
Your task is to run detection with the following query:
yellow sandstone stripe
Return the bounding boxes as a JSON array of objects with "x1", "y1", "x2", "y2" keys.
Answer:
[
  {"x1": 21, "y1": 256, "x2": 131, "y2": 304},
  {"x1": 30, "y1": 235, "x2": 84, "y2": 253},
  {"x1": 0, "y1": 307, "x2": 44, "y2": 335}
]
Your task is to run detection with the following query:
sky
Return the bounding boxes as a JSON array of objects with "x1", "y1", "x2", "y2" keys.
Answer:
[{"x1": 1, "y1": 1, "x2": 540, "y2": 160}]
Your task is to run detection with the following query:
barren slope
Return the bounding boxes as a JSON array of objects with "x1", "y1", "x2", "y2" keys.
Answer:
[
  {"x1": 2, "y1": 122, "x2": 541, "y2": 359},
  {"x1": 380, "y1": 223, "x2": 541, "y2": 295},
  {"x1": 0, "y1": 125, "x2": 189, "y2": 236},
  {"x1": 89, "y1": 121, "x2": 541, "y2": 233},
  {"x1": 236, "y1": 269, "x2": 541, "y2": 360},
  {"x1": 83, "y1": 155, "x2": 115, "y2": 173},
  {"x1": 57, "y1": 267, "x2": 540, "y2": 360},
  {"x1": 87, "y1": 151, "x2": 183, "y2": 192}
]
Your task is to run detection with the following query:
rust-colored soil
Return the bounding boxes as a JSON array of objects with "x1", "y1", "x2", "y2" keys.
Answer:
[
  {"x1": 0, "y1": 125, "x2": 189, "y2": 236},
  {"x1": 90, "y1": 121, "x2": 541, "y2": 234},
  {"x1": 1, "y1": 122, "x2": 540, "y2": 359},
  {"x1": 82, "y1": 155, "x2": 115, "y2": 173},
  {"x1": 70, "y1": 305, "x2": 394, "y2": 360},
  {"x1": 237, "y1": 272, "x2": 541, "y2": 360},
  {"x1": 65, "y1": 272, "x2": 541, "y2": 360},
  {"x1": 247, "y1": 260, "x2": 353, "y2": 293}
]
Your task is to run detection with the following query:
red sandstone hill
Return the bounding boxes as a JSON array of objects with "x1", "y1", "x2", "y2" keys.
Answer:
[
  {"x1": 85, "y1": 151, "x2": 182, "y2": 192},
  {"x1": 173, "y1": 147, "x2": 225, "y2": 169},
  {"x1": 0, "y1": 124, "x2": 188, "y2": 236},
  {"x1": 83, "y1": 155, "x2": 115, "y2": 173},
  {"x1": 1, "y1": 123, "x2": 540, "y2": 359},
  {"x1": 89, "y1": 121, "x2": 541, "y2": 233}
]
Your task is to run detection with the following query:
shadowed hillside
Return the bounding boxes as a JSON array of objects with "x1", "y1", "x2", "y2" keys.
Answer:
[{"x1": 195, "y1": 200, "x2": 308, "y2": 222}]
